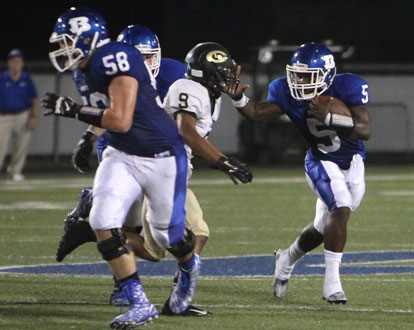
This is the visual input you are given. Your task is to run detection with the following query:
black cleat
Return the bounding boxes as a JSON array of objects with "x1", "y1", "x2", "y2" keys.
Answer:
[
  {"x1": 56, "y1": 221, "x2": 96, "y2": 262},
  {"x1": 161, "y1": 298, "x2": 212, "y2": 317}
]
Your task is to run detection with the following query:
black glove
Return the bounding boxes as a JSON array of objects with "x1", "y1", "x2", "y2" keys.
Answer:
[
  {"x1": 42, "y1": 92, "x2": 82, "y2": 117},
  {"x1": 214, "y1": 156, "x2": 253, "y2": 185},
  {"x1": 72, "y1": 130, "x2": 97, "y2": 174}
]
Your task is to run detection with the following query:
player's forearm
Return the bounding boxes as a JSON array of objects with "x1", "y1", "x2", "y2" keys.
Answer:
[
  {"x1": 236, "y1": 101, "x2": 260, "y2": 121},
  {"x1": 349, "y1": 106, "x2": 371, "y2": 140},
  {"x1": 235, "y1": 99, "x2": 282, "y2": 121},
  {"x1": 350, "y1": 121, "x2": 371, "y2": 140},
  {"x1": 182, "y1": 131, "x2": 224, "y2": 164}
]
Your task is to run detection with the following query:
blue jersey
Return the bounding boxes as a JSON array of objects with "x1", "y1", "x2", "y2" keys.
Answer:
[
  {"x1": 94, "y1": 57, "x2": 185, "y2": 160},
  {"x1": 156, "y1": 58, "x2": 186, "y2": 101},
  {"x1": 73, "y1": 41, "x2": 183, "y2": 158},
  {"x1": 0, "y1": 71, "x2": 37, "y2": 113},
  {"x1": 267, "y1": 73, "x2": 369, "y2": 169}
]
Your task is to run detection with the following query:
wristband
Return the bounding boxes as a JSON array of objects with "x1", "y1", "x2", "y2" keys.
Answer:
[
  {"x1": 231, "y1": 94, "x2": 249, "y2": 108},
  {"x1": 76, "y1": 106, "x2": 105, "y2": 127},
  {"x1": 331, "y1": 113, "x2": 354, "y2": 128},
  {"x1": 324, "y1": 112, "x2": 354, "y2": 128}
]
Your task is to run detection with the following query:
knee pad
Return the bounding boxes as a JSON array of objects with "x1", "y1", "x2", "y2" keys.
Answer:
[
  {"x1": 167, "y1": 228, "x2": 195, "y2": 258},
  {"x1": 97, "y1": 228, "x2": 131, "y2": 261}
]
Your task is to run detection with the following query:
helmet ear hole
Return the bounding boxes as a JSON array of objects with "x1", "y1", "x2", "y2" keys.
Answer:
[{"x1": 83, "y1": 37, "x2": 91, "y2": 45}]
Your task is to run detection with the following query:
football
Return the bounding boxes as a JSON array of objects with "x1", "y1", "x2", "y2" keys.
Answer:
[{"x1": 317, "y1": 95, "x2": 352, "y2": 117}]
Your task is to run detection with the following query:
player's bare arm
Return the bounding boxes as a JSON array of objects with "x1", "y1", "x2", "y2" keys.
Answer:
[
  {"x1": 230, "y1": 65, "x2": 284, "y2": 121},
  {"x1": 42, "y1": 76, "x2": 138, "y2": 133},
  {"x1": 349, "y1": 105, "x2": 371, "y2": 140},
  {"x1": 101, "y1": 76, "x2": 138, "y2": 132},
  {"x1": 176, "y1": 112, "x2": 225, "y2": 163},
  {"x1": 237, "y1": 100, "x2": 284, "y2": 121}
]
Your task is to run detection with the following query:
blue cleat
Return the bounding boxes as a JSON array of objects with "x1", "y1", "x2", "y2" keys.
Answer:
[
  {"x1": 109, "y1": 277, "x2": 129, "y2": 307},
  {"x1": 109, "y1": 287, "x2": 129, "y2": 307},
  {"x1": 110, "y1": 280, "x2": 158, "y2": 329},
  {"x1": 169, "y1": 254, "x2": 201, "y2": 314}
]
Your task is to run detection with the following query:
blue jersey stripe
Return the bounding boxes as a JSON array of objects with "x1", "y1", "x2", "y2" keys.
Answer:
[{"x1": 167, "y1": 146, "x2": 188, "y2": 246}]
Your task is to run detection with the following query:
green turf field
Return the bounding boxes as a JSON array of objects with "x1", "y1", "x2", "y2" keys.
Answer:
[{"x1": 0, "y1": 165, "x2": 413, "y2": 329}]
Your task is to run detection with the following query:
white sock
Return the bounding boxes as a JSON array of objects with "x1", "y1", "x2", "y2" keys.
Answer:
[
  {"x1": 286, "y1": 238, "x2": 305, "y2": 266},
  {"x1": 323, "y1": 249, "x2": 344, "y2": 296}
]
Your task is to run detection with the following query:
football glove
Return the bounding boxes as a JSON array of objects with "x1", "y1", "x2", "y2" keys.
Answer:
[
  {"x1": 72, "y1": 130, "x2": 97, "y2": 174},
  {"x1": 214, "y1": 156, "x2": 253, "y2": 185},
  {"x1": 42, "y1": 92, "x2": 82, "y2": 117}
]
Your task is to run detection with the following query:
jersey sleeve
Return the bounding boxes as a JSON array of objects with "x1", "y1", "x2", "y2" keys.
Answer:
[
  {"x1": 267, "y1": 78, "x2": 286, "y2": 109},
  {"x1": 167, "y1": 59, "x2": 186, "y2": 80},
  {"x1": 342, "y1": 74, "x2": 370, "y2": 107},
  {"x1": 163, "y1": 79, "x2": 204, "y2": 119}
]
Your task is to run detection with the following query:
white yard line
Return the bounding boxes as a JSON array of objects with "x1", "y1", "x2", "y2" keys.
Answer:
[
  {"x1": 0, "y1": 201, "x2": 74, "y2": 210},
  {"x1": 379, "y1": 191, "x2": 414, "y2": 196},
  {"x1": 308, "y1": 259, "x2": 414, "y2": 267},
  {"x1": 193, "y1": 303, "x2": 414, "y2": 314}
]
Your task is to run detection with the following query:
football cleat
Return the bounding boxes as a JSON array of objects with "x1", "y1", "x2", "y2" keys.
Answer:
[
  {"x1": 109, "y1": 286, "x2": 129, "y2": 307},
  {"x1": 169, "y1": 254, "x2": 201, "y2": 314},
  {"x1": 56, "y1": 220, "x2": 96, "y2": 262},
  {"x1": 110, "y1": 280, "x2": 158, "y2": 329},
  {"x1": 161, "y1": 298, "x2": 212, "y2": 317},
  {"x1": 323, "y1": 291, "x2": 347, "y2": 304},
  {"x1": 273, "y1": 278, "x2": 289, "y2": 299},
  {"x1": 273, "y1": 249, "x2": 293, "y2": 299}
]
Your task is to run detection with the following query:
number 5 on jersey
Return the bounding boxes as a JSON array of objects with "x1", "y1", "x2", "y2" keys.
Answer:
[
  {"x1": 102, "y1": 51, "x2": 130, "y2": 75},
  {"x1": 361, "y1": 84, "x2": 369, "y2": 104}
]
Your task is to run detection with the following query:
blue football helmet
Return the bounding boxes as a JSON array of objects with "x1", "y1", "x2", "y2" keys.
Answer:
[
  {"x1": 49, "y1": 7, "x2": 108, "y2": 72},
  {"x1": 286, "y1": 43, "x2": 336, "y2": 100},
  {"x1": 117, "y1": 25, "x2": 161, "y2": 77}
]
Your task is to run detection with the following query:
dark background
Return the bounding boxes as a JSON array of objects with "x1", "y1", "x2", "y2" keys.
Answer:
[{"x1": 0, "y1": 0, "x2": 413, "y2": 64}]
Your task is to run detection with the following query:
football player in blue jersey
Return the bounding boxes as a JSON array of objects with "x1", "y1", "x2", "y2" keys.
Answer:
[
  {"x1": 229, "y1": 43, "x2": 371, "y2": 304},
  {"x1": 54, "y1": 24, "x2": 213, "y2": 316},
  {"x1": 42, "y1": 8, "x2": 201, "y2": 328},
  {"x1": 72, "y1": 24, "x2": 186, "y2": 170}
]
